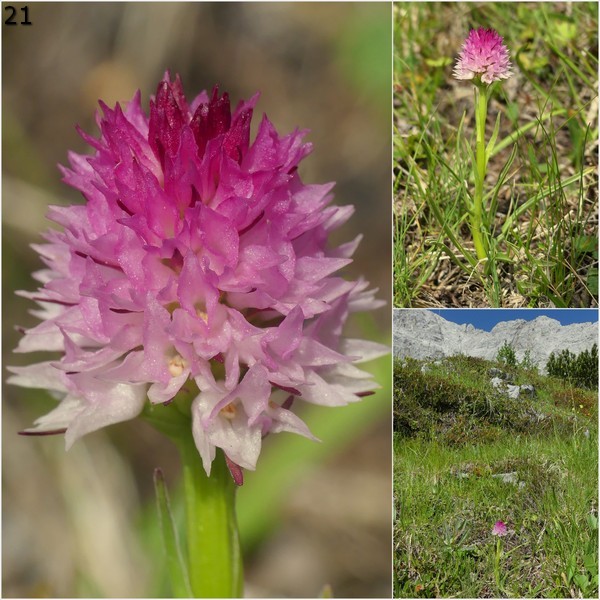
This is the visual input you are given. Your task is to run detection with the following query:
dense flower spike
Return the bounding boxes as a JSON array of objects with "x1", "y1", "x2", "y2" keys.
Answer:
[
  {"x1": 492, "y1": 521, "x2": 508, "y2": 537},
  {"x1": 10, "y1": 74, "x2": 386, "y2": 479},
  {"x1": 453, "y1": 28, "x2": 512, "y2": 84}
]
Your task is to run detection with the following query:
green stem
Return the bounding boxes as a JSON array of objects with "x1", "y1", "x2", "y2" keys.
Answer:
[
  {"x1": 143, "y1": 398, "x2": 243, "y2": 598},
  {"x1": 494, "y1": 538, "x2": 502, "y2": 591},
  {"x1": 471, "y1": 85, "x2": 489, "y2": 261},
  {"x1": 176, "y1": 436, "x2": 243, "y2": 598}
]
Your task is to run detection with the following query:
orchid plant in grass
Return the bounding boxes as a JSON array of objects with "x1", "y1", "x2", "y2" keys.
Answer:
[
  {"x1": 8, "y1": 73, "x2": 387, "y2": 597},
  {"x1": 491, "y1": 519, "x2": 508, "y2": 592},
  {"x1": 453, "y1": 27, "x2": 512, "y2": 262}
]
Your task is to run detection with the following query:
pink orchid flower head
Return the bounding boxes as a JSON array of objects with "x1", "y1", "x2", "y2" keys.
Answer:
[
  {"x1": 9, "y1": 73, "x2": 387, "y2": 482},
  {"x1": 453, "y1": 27, "x2": 512, "y2": 85},
  {"x1": 492, "y1": 520, "x2": 508, "y2": 537}
]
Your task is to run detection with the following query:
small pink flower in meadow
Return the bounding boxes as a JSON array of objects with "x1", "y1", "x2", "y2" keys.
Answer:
[
  {"x1": 9, "y1": 73, "x2": 387, "y2": 480},
  {"x1": 492, "y1": 520, "x2": 508, "y2": 537},
  {"x1": 453, "y1": 28, "x2": 512, "y2": 85}
]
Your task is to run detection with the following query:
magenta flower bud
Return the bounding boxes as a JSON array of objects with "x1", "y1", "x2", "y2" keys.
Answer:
[
  {"x1": 492, "y1": 520, "x2": 508, "y2": 537},
  {"x1": 453, "y1": 28, "x2": 512, "y2": 85},
  {"x1": 9, "y1": 73, "x2": 387, "y2": 478}
]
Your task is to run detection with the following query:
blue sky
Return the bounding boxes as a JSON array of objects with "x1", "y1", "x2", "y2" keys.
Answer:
[{"x1": 429, "y1": 309, "x2": 598, "y2": 332}]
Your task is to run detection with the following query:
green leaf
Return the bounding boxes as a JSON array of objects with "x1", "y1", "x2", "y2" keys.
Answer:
[
  {"x1": 573, "y1": 235, "x2": 598, "y2": 256},
  {"x1": 486, "y1": 112, "x2": 502, "y2": 162},
  {"x1": 463, "y1": 141, "x2": 480, "y2": 188},
  {"x1": 154, "y1": 468, "x2": 193, "y2": 598},
  {"x1": 518, "y1": 52, "x2": 550, "y2": 72},
  {"x1": 425, "y1": 57, "x2": 452, "y2": 68},
  {"x1": 573, "y1": 573, "x2": 589, "y2": 593},
  {"x1": 487, "y1": 143, "x2": 518, "y2": 227},
  {"x1": 567, "y1": 118, "x2": 585, "y2": 169},
  {"x1": 586, "y1": 513, "x2": 598, "y2": 530},
  {"x1": 553, "y1": 20, "x2": 578, "y2": 43},
  {"x1": 427, "y1": 197, "x2": 478, "y2": 269},
  {"x1": 566, "y1": 555, "x2": 577, "y2": 582},
  {"x1": 583, "y1": 554, "x2": 598, "y2": 573},
  {"x1": 586, "y1": 269, "x2": 598, "y2": 296},
  {"x1": 434, "y1": 241, "x2": 479, "y2": 274},
  {"x1": 485, "y1": 81, "x2": 499, "y2": 101}
]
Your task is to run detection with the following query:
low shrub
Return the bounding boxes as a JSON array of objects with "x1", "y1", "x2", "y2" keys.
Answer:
[
  {"x1": 393, "y1": 356, "x2": 592, "y2": 444},
  {"x1": 547, "y1": 344, "x2": 598, "y2": 390}
]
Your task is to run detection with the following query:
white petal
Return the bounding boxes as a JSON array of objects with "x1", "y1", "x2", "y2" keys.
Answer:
[
  {"x1": 192, "y1": 389, "x2": 262, "y2": 472},
  {"x1": 24, "y1": 395, "x2": 85, "y2": 433},
  {"x1": 192, "y1": 408, "x2": 217, "y2": 476},
  {"x1": 268, "y1": 405, "x2": 319, "y2": 441},
  {"x1": 208, "y1": 415, "x2": 262, "y2": 471},
  {"x1": 147, "y1": 371, "x2": 189, "y2": 404},
  {"x1": 65, "y1": 381, "x2": 146, "y2": 448},
  {"x1": 7, "y1": 361, "x2": 67, "y2": 392},
  {"x1": 298, "y1": 370, "x2": 361, "y2": 407},
  {"x1": 341, "y1": 339, "x2": 390, "y2": 363},
  {"x1": 15, "y1": 326, "x2": 64, "y2": 353}
]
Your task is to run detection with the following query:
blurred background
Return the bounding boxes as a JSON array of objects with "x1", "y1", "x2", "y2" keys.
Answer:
[{"x1": 3, "y1": 3, "x2": 392, "y2": 598}]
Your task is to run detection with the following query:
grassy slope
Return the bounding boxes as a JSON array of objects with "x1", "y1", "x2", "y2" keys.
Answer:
[{"x1": 394, "y1": 356, "x2": 598, "y2": 598}]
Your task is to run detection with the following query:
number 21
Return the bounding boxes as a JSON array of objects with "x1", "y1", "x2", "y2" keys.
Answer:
[{"x1": 4, "y1": 6, "x2": 32, "y2": 26}]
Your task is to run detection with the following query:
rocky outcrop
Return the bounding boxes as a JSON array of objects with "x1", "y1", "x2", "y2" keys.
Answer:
[
  {"x1": 490, "y1": 376, "x2": 535, "y2": 400},
  {"x1": 393, "y1": 310, "x2": 597, "y2": 370}
]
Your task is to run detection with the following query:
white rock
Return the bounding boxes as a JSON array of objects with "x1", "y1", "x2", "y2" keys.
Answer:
[
  {"x1": 506, "y1": 385, "x2": 521, "y2": 399},
  {"x1": 492, "y1": 472, "x2": 519, "y2": 485},
  {"x1": 490, "y1": 377, "x2": 504, "y2": 389},
  {"x1": 519, "y1": 384, "x2": 536, "y2": 397}
]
